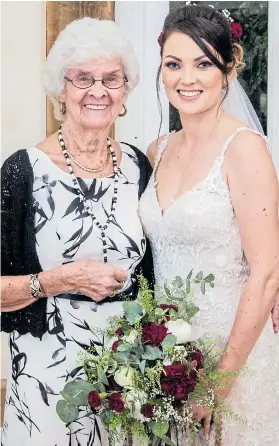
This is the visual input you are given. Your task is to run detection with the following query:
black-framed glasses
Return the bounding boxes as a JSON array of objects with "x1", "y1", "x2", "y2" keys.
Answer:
[{"x1": 64, "y1": 74, "x2": 128, "y2": 90}]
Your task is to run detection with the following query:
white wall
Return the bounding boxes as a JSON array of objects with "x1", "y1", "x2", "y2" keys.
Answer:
[
  {"x1": 115, "y1": 1, "x2": 170, "y2": 152},
  {"x1": 1, "y1": 1, "x2": 46, "y2": 379},
  {"x1": 1, "y1": 1, "x2": 46, "y2": 162}
]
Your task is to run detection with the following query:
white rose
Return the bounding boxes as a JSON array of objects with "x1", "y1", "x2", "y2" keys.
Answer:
[
  {"x1": 114, "y1": 366, "x2": 134, "y2": 388},
  {"x1": 125, "y1": 390, "x2": 147, "y2": 421},
  {"x1": 165, "y1": 319, "x2": 202, "y2": 344},
  {"x1": 123, "y1": 329, "x2": 138, "y2": 344}
]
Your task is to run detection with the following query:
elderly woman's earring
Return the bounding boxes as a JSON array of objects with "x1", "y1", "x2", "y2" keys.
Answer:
[
  {"x1": 60, "y1": 102, "x2": 66, "y2": 115},
  {"x1": 119, "y1": 104, "x2": 127, "y2": 117}
]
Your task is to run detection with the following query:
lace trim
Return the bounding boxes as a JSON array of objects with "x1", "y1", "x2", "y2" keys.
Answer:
[{"x1": 152, "y1": 127, "x2": 269, "y2": 198}]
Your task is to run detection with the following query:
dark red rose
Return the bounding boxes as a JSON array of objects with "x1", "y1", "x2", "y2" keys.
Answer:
[
  {"x1": 112, "y1": 340, "x2": 119, "y2": 352},
  {"x1": 161, "y1": 364, "x2": 197, "y2": 400},
  {"x1": 159, "y1": 304, "x2": 179, "y2": 320},
  {"x1": 108, "y1": 393, "x2": 125, "y2": 413},
  {"x1": 88, "y1": 391, "x2": 102, "y2": 409},
  {"x1": 115, "y1": 328, "x2": 123, "y2": 336},
  {"x1": 107, "y1": 376, "x2": 123, "y2": 391},
  {"x1": 163, "y1": 363, "x2": 186, "y2": 378},
  {"x1": 158, "y1": 32, "x2": 163, "y2": 47},
  {"x1": 230, "y1": 22, "x2": 243, "y2": 43},
  {"x1": 141, "y1": 403, "x2": 154, "y2": 419},
  {"x1": 190, "y1": 349, "x2": 204, "y2": 370},
  {"x1": 142, "y1": 322, "x2": 168, "y2": 347}
]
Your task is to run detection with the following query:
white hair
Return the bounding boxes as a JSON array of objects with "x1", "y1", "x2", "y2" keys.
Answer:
[{"x1": 44, "y1": 17, "x2": 140, "y2": 121}]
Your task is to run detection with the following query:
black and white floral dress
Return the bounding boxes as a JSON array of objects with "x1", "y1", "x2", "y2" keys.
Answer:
[{"x1": 2, "y1": 144, "x2": 146, "y2": 446}]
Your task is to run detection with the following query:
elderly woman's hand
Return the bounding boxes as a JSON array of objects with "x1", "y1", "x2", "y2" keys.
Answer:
[{"x1": 62, "y1": 258, "x2": 128, "y2": 301}]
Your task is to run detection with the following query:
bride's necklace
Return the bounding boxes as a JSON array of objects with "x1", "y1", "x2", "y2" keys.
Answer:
[{"x1": 58, "y1": 124, "x2": 119, "y2": 263}]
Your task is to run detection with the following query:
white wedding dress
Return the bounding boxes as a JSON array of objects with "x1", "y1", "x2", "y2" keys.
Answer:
[{"x1": 139, "y1": 128, "x2": 279, "y2": 445}]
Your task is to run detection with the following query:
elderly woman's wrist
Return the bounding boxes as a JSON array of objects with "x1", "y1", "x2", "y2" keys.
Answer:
[{"x1": 38, "y1": 267, "x2": 73, "y2": 296}]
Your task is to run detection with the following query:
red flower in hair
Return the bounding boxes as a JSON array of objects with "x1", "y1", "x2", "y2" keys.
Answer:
[{"x1": 230, "y1": 22, "x2": 243, "y2": 43}]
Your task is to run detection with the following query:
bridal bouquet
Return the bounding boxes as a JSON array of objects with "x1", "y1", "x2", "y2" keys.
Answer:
[{"x1": 56, "y1": 273, "x2": 237, "y2": 446}]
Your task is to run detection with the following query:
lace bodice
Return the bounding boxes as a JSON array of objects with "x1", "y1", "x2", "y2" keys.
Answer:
[
  {"x1": 139, "y1": 128, "x2": 253, "y2": 329},
  {"x1": 138, "y1": 128, "x2": 279, "y2": 445}
]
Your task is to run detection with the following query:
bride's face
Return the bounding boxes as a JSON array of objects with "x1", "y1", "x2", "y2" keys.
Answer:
[{"x1": 161, "y1": 32, "x2": 224, "y2": 116}]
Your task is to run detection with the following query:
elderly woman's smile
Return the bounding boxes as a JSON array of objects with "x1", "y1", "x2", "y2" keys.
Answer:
[{"x1": 60, "y1": 59, "x2": 126, "y2": 130}]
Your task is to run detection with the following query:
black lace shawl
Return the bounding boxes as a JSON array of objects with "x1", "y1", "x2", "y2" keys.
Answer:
[{"x1": 1, "y1": 144, "x2": 153, "y2": 339}]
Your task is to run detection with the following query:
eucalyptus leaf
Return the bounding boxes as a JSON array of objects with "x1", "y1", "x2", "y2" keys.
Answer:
[
  {"x1": 99, "y1": 382, "x2": 106, "y2": 393},
  {"x1": 162, "y1": 334, "x2": 177, "y2": 350},
  {"x1": 150, "y1": 420, "x2": 169, "y2": 438},
  {"x1": 123, "y1": 301, "x2": 143, "y2": 315},
  {"x1": 56, "y1": 400, "x2": 79, "y2": 424},
  {"x1": 97, "y1": 367, "x2": 109, "y2": 386},
  {"x1": 186, "y1": 303, "x2": 199, "y2": 319},
  {"x1": 209, "y1": 282, "x2": 215, "y2": 288},
  {"x1": 142, "y1": 345, "x2": 163, "y2": 360},
  {"x1": 117, "y1": 343, "x2": 131, "y2": 352},
  {"x1": 114, "y1": 352, "x2": 130, "y2": 364},
  {"x1": 186, "y1": 279, "x2": 191, "y2": 294},
  {"x1": 125, "y1": 312, "x2": 140, "y2": 325},
  {"x1": 155, "y1": 308, "x2": 165, "y2": 318},
  {"x1": 60, "y1": 380, "x2": 95, "y2": 406},
  {"x1": 107, "y1": 360, "x2": 118, "y2": 374},
  {"x1": 169, "y1": 309, "x2": 178, "y2": 320},
  {"x1": 100, "y1": 409, "x2": 113, "y2": 427},
  {"x1": 139, "y1": 359, "x2": 146, "y2": 375}
]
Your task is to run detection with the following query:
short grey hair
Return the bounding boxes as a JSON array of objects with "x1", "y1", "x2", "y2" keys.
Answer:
[{"x1": 44, "y1": 17, "x2": 140, "y2": 121}]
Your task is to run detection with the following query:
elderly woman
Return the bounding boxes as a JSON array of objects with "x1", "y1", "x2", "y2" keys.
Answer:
[{"x1": 1, "y1": 18, "x2": 152, "y2": 446}]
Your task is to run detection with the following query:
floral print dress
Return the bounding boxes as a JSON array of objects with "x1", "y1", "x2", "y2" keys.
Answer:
[{"x1": 2, "y1": 144, "x2": 146, "y2": 446}]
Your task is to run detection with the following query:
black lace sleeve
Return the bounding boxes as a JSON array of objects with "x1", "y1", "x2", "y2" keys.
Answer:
[{"x1": 1, "y1": 150, "x2": 47, "y2": 339}]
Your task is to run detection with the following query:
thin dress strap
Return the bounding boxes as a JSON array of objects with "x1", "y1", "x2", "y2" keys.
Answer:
[
  {"x1": 153, "y1": 133, "x2": 170, "y2": 184},
  {"x1": 220, "y1": 126, "x2": 269, "y2": 158}
]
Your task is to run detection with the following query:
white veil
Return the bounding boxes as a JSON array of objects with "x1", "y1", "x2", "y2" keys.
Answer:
[{"x1": 223, "y1": 79, "x2": 264, "y2": 135}]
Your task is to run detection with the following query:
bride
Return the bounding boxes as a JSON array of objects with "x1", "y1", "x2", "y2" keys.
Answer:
[{"x1": 139, "y1": 4, "x2": 279, "y2": 445}]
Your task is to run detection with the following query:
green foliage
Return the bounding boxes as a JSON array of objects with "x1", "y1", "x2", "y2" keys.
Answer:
[
  {"x1": 138, "y1": 275, "x2": 157, "y2": 314},
  {"x1": 150, "y1": 420, "x2": 169, "y2": 438},
  {"x1": 56, "y1": 400, "x2": 79, "y2": 424},
  {"x1": 146, "y1": 361, "x2": 163, "y2": 391},
  {"x1": 61, "y1": 380, "x2": 95, "y2": 406},
  {"x1": 56, "y1": 269, "x2": 245, "y2": 445}
]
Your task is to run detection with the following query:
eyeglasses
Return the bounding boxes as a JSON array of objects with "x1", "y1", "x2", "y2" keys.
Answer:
[{"x1": 64, "y1": 74, "x2": 128, "y2": 90}]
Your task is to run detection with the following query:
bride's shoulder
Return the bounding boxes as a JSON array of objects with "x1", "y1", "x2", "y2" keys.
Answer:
[
  {"x1": 146, "y1": 134, "x2": 167, "y2": 168},
  {"x1": 222, "y1": 115, "x2": 268, "y2": 158},
  {"x1": 146, "y1": 131, "x2": 179, "y2": 167}
]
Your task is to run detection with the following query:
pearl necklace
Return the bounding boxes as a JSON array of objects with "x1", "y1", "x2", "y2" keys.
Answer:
[{"x1": 58, "y1": 124, "x2": 119, "y2": 263}]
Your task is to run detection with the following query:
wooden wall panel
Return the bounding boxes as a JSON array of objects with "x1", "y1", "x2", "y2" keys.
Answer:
[{"x1": 46, "y1": 1, "x2": 115, "y2": 136}]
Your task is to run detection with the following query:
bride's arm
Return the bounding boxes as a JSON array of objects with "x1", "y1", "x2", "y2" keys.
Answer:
[{"x1": 218, "y1": 131, "x2": 279, "y2": 393}]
